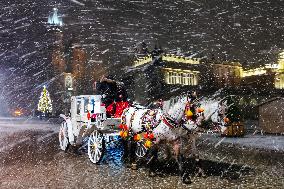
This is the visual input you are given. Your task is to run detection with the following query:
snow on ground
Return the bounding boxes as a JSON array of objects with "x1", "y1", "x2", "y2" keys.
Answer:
[
  {"x1": 201, "y1": 133, "x2": 284, "y2": 152},
  {"x1": 0, "y1": 117, "x2": 59, "y2": 142}
]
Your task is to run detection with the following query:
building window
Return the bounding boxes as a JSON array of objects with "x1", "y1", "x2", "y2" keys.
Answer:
[
  {"x1": 165, "y1": 69, "x2": 198, "y2": 86},
  {"x1": 77, "y1": 100, "x2": 81, "y2": 115},
  {"x1": 275, "y1": 74, "x2": 284, "y2": 89}
]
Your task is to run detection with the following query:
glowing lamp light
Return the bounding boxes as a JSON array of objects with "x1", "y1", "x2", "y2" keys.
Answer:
[{"x1": 14, "y1": 110, "x2": 22, "y2": 116}]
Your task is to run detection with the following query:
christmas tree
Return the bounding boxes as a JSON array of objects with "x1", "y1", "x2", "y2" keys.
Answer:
[
  {"x1": 38, "y1": 85, "x2": 52, "y2": 116},
  {"x1": 225, "y1": 96, "x2": 242, "y2": 123}
]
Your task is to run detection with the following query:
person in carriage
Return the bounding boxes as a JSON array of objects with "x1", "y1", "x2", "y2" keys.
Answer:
[{"x1": 94, "y1": 74, "x2": 129, "y2": 118}]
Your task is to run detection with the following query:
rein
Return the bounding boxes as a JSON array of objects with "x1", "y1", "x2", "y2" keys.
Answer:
[
  {"x1": 162, "y1": 115, "x2": 176, "y2": 129},
  {"x1": 161, "y1": 97, "x2": 198, "y2": 129},
  {"x1": 162, "y1": 103, "x2": 187, "y2": 129}
]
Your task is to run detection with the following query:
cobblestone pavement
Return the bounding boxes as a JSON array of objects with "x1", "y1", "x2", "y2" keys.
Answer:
[{"x1": 0, "y1": 120, "x2": 283, "y2": 188}]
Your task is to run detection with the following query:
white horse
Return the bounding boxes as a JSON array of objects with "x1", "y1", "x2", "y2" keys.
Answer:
[
  {"x1": 198, "y1": 97, "x2": 229, "y2": 133},
  {"x1": 121, "y1": 96, "x2": 205, "y2": 184}
]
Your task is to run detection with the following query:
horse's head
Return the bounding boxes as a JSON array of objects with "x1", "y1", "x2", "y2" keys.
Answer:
[
  {"x1": 166, "y1": 96, "x2": 189, "y2": 123},
  {"x1": 196, "y1": 97, "x2": 228, "y2": 133}
]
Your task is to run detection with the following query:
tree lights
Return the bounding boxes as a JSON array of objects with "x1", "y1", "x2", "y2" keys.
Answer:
[{"x1": 37, "y1": 85, "x2": 52, "y2": 116}]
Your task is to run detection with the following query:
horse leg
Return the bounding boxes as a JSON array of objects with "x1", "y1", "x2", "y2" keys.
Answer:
[
  {"x1": 122, "y1": 140, "x2": 132, "y2": 165},
  {"x1": 173, "y1": 139, "x2": 191, "y2": 184},
  {"x1": 191, "y1": 134, "x2": 205, "y2": 177},
  {"x1": 122, "y1": 139, "x2": 138, "y2": 169},
  {"x1": 129, "y1": 140, "x2": 138, "y2": 170},
  {"x1": 147, "y1": 144, "x2": 158, "y2": 177}
]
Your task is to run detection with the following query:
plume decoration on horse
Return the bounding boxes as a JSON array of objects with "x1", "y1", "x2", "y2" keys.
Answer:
[
  {"x1": 119, "y1": 109, "x2": 131, "y2": 140},
  {"x1": 119, "y1": 108, "x2": 163, "y2": 148},
  {"x1": 119, "y1": 95, "x2": 205, "y2": 149}
]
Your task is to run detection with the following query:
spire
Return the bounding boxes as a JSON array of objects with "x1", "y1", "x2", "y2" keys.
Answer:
[{"x1": 48, "y1": 8, "x2": 63, "y2": 27}]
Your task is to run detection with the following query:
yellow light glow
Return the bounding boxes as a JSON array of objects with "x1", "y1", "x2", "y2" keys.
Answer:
[
  {"x1": 162, "y1": 54, "x2": 200, "y2": 64},
  {"x1": 14, "y1": 110, "x2": 22, "y2": 116},
  {"x1": 133, "y1": 56, "x2": 153, "y2": 67},
  {"x1": 241, "y1": 68, "x2": 267, "y2": 77}
]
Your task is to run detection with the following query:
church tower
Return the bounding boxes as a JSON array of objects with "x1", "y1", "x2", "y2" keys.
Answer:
[
  {"x1": 46, "y1": 8, "x2": 71, "y2": 115},
  {"x1": 47, "y1": 8, "x2": 65, "y2": 74}
]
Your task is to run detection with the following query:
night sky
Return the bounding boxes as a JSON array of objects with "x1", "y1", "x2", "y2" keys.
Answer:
[{"x1": 0, "y1": 0, "x2": 283, "y2": 113}]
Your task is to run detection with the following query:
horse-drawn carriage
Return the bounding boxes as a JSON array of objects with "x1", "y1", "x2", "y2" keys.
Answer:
[
  {"x1": 58, "y1": 95, "x2": 123, "y2": 164},
  {"x1": 58, "y1": 92, "x2": 243, "y2": 184}
]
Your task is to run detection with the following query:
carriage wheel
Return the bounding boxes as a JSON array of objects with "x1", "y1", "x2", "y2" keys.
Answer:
[
  {"x1": 59, "y1": 121, "x2": 70, "y2": 152},
  {"x1": 135, "y1": 141, "x2": 148, "y2": 158},
  {"x1": 88, "y1": 130, "x2": 105, "y2": 164}
]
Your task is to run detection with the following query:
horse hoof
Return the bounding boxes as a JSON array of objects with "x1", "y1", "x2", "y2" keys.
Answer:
[
  {"x1": 126, "y1": 163, "x2": 132, "y2": 168},
  {"x1": 131, "y1": 163, "x2": 138, "y2": 170},
  {"x1": 72, "y1": 146, "x2": 82, "y2": 155},
  {"x1": 149, "y1": 171, "x2": 156, "y2": 177},
  {"x1": 197, "y1": 168, "x2": 206, "y2": 178},
  {"x1": 197, "y1": 172, "x2": 206, "y2": 178},
  {"x1": 182, "y1": 174, "x2": 192, "y2": 184}
]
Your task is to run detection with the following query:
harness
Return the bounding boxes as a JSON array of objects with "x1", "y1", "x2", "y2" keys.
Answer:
[
  {"x1": 140, "y1": 109, "x2": 161, "y2": 132},
  {"x1": 162, "y1": 114, "x2": 180, "y2": 129}
]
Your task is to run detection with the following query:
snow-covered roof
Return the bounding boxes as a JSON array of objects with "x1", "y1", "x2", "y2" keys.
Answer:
[{"x1": 256, "y1": 97, "x2": 284, "y2": 107}]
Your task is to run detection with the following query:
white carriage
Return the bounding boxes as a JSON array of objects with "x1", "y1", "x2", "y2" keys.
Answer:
[{"x1": 58, "y1": 95, "x2": 122, "y2": 164}]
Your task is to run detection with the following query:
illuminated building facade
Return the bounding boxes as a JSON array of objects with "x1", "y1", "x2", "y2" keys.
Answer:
[
  {"x1": 163, "y1": 68, "x2": 199, "y2": 86},
  {"x1": 128, "y1": 52, "x2": 203, "y2": 104},
  {"x1": 274, "y1": 51, "x2": 284, "y2": 89},
  {"x1": 240, "y1": 51, "x2": 284, "y2": 90},
  {"x1": 210, "y1": 62, "x2": 242, "y2": 88},
  {"x1": 129, "y1": 49, "x2": 284, "y2": 104}
]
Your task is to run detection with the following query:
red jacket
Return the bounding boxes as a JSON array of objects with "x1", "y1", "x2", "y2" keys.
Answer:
[{"x1": 106, "y1": 101, "x2": 129, "y2": 118}]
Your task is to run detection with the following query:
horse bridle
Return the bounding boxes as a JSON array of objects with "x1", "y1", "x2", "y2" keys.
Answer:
[{"x1": 161, "y1": 99, "x2": 191, "y2": 129}]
